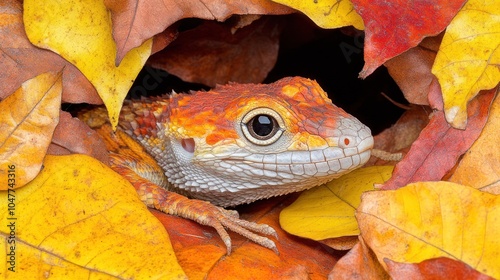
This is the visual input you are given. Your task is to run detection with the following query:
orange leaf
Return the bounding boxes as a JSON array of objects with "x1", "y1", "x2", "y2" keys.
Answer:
[
  {"x1": 380, "y1": 86, "x2": 494, "y2": 190},
  {"x1": 449, "y1": 86, "x2": 500, "y2": 191},
  {"x1": 0, "y1": 72, "x2": 62, "y2": 189},
  {"x1": 153, "y1": 195, "x2": 339, "y2": 280},
  {"x1": 352, "y1": 0, "x2": 466, "y2": 77},
  {"x1": 329, "y1": 237, "x2": 390, "y2": 280},
  {"x1": 106, "y1": 0, "x2": 293, "y2": 65},
  {"x1": 357, "y1": 181, "x2": 500, "y2": 279}
]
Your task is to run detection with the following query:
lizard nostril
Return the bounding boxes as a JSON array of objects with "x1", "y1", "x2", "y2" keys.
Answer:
[
  {"x1": 344, "y1": 138, "x2": 350, "y2": 146},
  {"x1": 181, "y1": 138, "x2": 195, "y2": 153},
  {"x1": 339, "y1": 136, "x2": 354, "y2": 148}
]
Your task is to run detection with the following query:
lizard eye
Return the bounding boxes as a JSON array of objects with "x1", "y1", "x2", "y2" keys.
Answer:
[{"x1": 241, "y1": 107, "x2": 285, "y2": 145}]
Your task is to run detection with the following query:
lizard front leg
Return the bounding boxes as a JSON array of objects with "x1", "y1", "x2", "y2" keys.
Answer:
[{"x1": 100, "y1": 126, "x2": 278, "y2": 254}]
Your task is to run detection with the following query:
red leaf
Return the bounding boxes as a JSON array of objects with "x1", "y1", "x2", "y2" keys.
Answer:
[
  {"x1": 352, "y1": 0, "x2": 466, "y2": 77},
  {"x1": 380, "y1": 86, "x2": 495, "y2": 190},
  {"x1": 385, "y1": 257, "x2": 494, "y2": 280}
]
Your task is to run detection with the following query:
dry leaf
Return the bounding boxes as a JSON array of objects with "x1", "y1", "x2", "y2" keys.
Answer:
[
  {"x1": 321, "y1": 236, "x2": 359, "y2": 251},
  {"x1": 357, "y1": 181, "x2": 500, "y2": 279},
  {"x1": 367, "y1": 106, "x2": 430, "y2": 165},
  {"x1": 153, "y1": 195, "x2": 339, "y2": 280},
  {"x1": 431, "y1": 0, "x2": 500, "y2": 129},
  {"x1": 0, "y1": 72, "x2": 61, "y2": 189},
  {"x1": 380, "y1": 88, "x2": 494, "y2": 190},
  {"x1": 384, "y1": 36, "x2": 442, "y2": 105},
  {"x1": 105, "y1": 0, "x2": 293, "y2": 64},
  {"x1": 280, "y1": 166, "x2": 393, "y2": 240},
  {"x1": 352, "y1": 0, "x2": 465, "y2": 77},
  {"x1": 0, "y1": 154, "x2": 186, "y2": 279},
  {"x1": 329, "y1": 237, "x2": 390, "y2": 280},
  {"x1": 149, "y1": 18, "x2": 283, "y2": 87},
  {"x1": 449, "y1": 86, "x2": 500, "y2": 191},
  {"x1": 385, "y1": 257, "x2": 494, "y2": 280},
  {"x1": 0, "y1": 0, "x2": 101, "y2": 104},
  {"x1": 272, "y1": 0, "x2": 364, "y2": 30},
  {"x1": 48, "y1": 111, "x2": 110, "y2": 165},
  {"x1": 23, "y1": 0, "x2": 152, "y2": 129}
]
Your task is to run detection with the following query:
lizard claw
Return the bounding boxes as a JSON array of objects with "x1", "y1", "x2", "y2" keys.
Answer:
[
  {"x1": 196, "y1": 205, "x2": 279, "y2": 255},
  {"x1": 133, "y1": 178, "x2": 278, "y2": 255}
]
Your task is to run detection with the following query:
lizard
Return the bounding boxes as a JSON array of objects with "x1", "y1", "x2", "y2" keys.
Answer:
[{"x1": 81, "y1": 76, "x2": 374, "y2": 254}]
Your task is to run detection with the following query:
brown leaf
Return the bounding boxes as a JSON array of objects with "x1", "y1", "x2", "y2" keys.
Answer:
[
  {"x1": 153, "y1": 194, "x2": 340, "y2": 280},
  {"x1": 148, "y1": 17, "x2": 283, "y2": 87},
  {"x1": 367, "y1": 106, "x2": 430, "y2": 166},
  {"x1": 380, "y1": 86, "x2": 494, "y2": 190},
  {"x1": 105, "y1": 0, "x2": 293, "y2": 65},
  {"x1": 48, "y1": 111, "x2": 110, "y2": 165},
  {"x1": 0, "y1": 72, "x2": 62, "y2": 189},
  {"x1": 329, "y1": 237, "x2": 390, "y2": 280},
  {"x1": 384, "y1": 35, "x2": 443, "y2": 105},
  {"x1": 385, "y1": 257, "x2": 494, "y2": 280},
  {"x1": 0, "y1": 0, "x2": 101, "y2": 104}
]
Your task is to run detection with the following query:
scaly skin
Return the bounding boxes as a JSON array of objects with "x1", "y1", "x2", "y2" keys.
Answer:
[{"x1": 87, "y1": 76, "x2": 374, "y2": 254}]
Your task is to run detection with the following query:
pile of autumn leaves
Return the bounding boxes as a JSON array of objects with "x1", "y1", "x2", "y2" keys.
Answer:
[{"x1": 0, "y1": 0, "x2": 499, "y2": 279}]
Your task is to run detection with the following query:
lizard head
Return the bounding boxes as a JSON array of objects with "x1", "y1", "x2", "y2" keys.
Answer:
[{"x1": 134, "y1": 77, "x2": 374, "y2": 207}]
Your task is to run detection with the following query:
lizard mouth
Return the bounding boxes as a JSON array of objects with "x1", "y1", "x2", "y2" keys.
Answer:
[{"x1": 223, "y1": 133, "x2": 374, "y2": 179}]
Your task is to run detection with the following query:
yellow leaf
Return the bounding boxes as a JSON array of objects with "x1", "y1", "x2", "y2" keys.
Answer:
[
  {"x1": 357, "y1": 181, "x2": 500, "y2": 279},
  {"x1": 23, "y1": 0, "x2": 152, "y2": 129},
  {"x1": 272, "y1": 0, "x2": 364, "y2": 30},
  {"x1": 280, "y1": 166, "x2": 393, "y2": 240},
  {"x1": 0, "y1": 72, "x2": 62, "y2": 189},
  {"x1": 0, "y1": 154, "x2": 186, "y2": 279},
  {"x1": 431, "y1": 0, "x2": 500, "y2": 129}
]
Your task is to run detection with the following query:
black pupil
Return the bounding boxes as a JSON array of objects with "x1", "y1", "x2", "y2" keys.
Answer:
[{"x1": 252, "y1": 115, "x2": 275, "y2": 137}]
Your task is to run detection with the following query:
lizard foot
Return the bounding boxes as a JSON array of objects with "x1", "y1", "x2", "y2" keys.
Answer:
[{"x1": 137, "y1": 181, "x2": 278, "y2": 255}]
